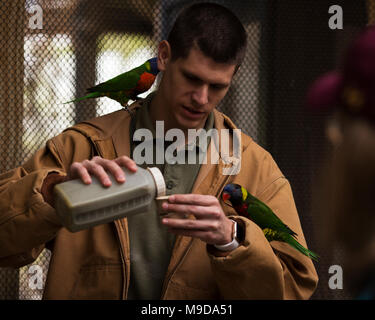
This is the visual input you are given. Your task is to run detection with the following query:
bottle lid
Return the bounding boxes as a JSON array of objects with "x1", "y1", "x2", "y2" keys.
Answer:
[{"x1": 147, "y1": 167, "x2": 166, "y2": 197}]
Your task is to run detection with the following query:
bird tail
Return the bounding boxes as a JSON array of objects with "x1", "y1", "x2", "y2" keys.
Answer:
[
  {"x1": 63, "y1": 92, "x2": 102, "y2": 104},
  {"x1": 286, "y1": 235, "x2": 319, "y2": 262}
]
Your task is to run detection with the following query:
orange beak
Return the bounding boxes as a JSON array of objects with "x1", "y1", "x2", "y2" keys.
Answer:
[{"x1": 222, "y1": 192, "x2": 230, "y2": 202}]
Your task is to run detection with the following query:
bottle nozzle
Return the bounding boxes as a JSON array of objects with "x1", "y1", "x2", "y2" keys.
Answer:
[{"x1": 147, "y1": 167, "x2": 166, "y2": 197}]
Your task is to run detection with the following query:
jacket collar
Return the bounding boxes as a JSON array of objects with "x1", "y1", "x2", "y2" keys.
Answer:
[{"x1": 76, "y1": 98, "x2": 252, "y2": 196}]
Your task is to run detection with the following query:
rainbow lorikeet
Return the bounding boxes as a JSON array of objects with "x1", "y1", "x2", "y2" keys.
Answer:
[
  {"x1": 65, "y1": 57, "x2": 159, "y2": 107},
  {"x1": 222, "y1": 183, "x2": 319, "y2": 261}
]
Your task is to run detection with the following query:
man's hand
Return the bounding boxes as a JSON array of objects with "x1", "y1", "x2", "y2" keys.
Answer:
[
  {"x1": 42, "y1": 156, "x2": 137, "y2": 208},
  {"x1": 161, "y1": 194, "x2": 234, "y2": 246},
  {"x1": 68, "y1": 155, "x2": 137, "y2": 187}
]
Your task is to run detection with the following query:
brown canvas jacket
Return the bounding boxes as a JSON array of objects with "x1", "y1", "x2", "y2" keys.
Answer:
[{"x1": 0, "y1": 100, "x2": 318, "y2": 299}]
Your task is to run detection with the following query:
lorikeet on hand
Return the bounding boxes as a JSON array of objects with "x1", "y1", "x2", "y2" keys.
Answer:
[
  {"x1": 222, "y1": 183, "x2": 319, "y2": 261},
  {"x1": 65, "y1": 57, "x2": 159, "y2": 107}
]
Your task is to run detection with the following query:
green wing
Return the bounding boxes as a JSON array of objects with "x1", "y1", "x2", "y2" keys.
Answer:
[
  {"x1": 63, "y1": 63, "x2": 148, "y2": 105},
  {"x1": 244, "y1": 190, "x2": 319, "y2": 261},
  {"x1": 246, "y1": 196, "x2": 297, "y2": 237},
  {"x1": 87, "y1": 68, "x2": 143, "y2": 94}
]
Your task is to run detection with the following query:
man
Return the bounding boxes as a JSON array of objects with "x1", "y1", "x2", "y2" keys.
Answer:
[{"x1": 0, "y1": 3, "x2": 318, "y2": 299}]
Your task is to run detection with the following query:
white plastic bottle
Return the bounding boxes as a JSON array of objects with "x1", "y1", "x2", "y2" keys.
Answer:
[{"x1": 53, "y1": 166, "x2": 166, "y2": 232}]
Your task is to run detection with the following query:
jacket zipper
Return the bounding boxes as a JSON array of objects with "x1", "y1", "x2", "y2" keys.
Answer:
[
  {"x1": 160, "y1": 160, "x2": 232, "y2": 299},
  {"x1": 160, "y1": 238, "x2": 193, "y2": 299},
  {"x1": 114, "y1": 220, "x2": 128, "y2": 300}
]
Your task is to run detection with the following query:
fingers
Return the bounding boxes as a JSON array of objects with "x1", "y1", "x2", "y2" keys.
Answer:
[
  {"x1": 68, "y1": 155, "x2": 137, "y2": 187},
  {"x1": 168, "y1": 194, "x2": 218, "y2": 206},
  {"x1": 163, "y1": 218, "x2": 231, "y2": 245},
  {"x1": 94, "y1": 158, "x2": 125, "y2": 185},
  {"x1": 162, "y1": 194, "x2": 222, "y2": 219},
  {"x1": 163, "y1": 218, "x2": 221, "y2": 245},
  {"x1": 163, "y1": 216, "x2": 219, "y2": 231},
  {"x1": 67, "y1": 162, "x2": 91, "y2": 184},
  {"x1": 162, "y1": 202, "x2": 222, "y2": 220},
  {"x1": 161, "y1": 194, "x2": 234, "y2": 245},
  {"x1": 114, "y1": 156, "x2": 138, "y2": 172}
]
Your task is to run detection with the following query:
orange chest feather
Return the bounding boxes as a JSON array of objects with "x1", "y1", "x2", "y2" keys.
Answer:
[{"x1": 135, "y1": 72, "x2": 156, "y2": 92}]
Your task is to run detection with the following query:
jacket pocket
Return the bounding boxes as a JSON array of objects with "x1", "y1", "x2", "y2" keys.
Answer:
[{"x1": 69, "y1": 263, "x2": 123, "y2": 300}]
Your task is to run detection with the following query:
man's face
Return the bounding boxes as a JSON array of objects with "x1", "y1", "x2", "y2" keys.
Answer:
[{"x1": 158, "y1": 46, "x2": 236, "y2": 131}]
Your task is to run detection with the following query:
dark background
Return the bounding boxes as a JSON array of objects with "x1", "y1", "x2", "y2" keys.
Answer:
[{"x1": 0, "y1": 0, "x2": 374, "y2": 299}]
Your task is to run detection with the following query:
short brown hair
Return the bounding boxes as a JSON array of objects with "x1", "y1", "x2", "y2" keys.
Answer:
[{"x1": 167, "y1": 3, "x2": 247, "y2": 68}]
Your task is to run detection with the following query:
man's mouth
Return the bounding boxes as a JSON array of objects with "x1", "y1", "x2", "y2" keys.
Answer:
[
  {"x1": 181, "y1": 105, "x2": 206, "y2": 120},
  {"x1": 183, "y1": 106, "x2": 204, "y2": 114}
]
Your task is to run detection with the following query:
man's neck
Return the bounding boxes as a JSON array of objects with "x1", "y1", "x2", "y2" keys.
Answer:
[{"x1": 149, "y1": 91, "x2": 168, "y2": 130}]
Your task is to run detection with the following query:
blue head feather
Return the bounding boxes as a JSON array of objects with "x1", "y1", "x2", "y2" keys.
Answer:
[
  {"x1": 222, "y1": 183, "x2": 243, "y2": 205},
  {"x1": 223, "y1": 184, "x2": 238, "y2": 194},
  {"x1": 148, "y1": 57, "x2": 159, "y2": 76}
]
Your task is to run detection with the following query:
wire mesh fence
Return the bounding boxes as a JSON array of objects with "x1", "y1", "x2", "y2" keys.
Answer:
[{"x1": 0, "y1": 0, "x2": 373, "y2": 299}]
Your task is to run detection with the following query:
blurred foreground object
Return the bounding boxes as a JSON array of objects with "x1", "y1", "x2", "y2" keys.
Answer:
[{"x1": 307, "y1": 26, "x2": 375, "y2": 299}]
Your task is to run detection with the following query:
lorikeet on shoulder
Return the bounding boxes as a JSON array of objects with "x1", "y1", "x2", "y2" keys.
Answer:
[{"x1": 65, "y1": 57, "x2": 159, "y2": 107}]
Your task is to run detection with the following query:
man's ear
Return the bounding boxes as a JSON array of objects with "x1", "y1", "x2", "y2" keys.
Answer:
[{"x1": 157, "y1": 40, "x2": 172, "y2": 72}]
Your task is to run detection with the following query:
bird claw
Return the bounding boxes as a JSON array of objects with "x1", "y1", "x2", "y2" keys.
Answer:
[{"x1": 122, "y1": 103, "x2": 135, "y2": 119}]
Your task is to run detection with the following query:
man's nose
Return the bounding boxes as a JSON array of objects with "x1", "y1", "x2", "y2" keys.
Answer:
[{"x1": 192, "y1": 85, "x2": 209, "y2": 106}]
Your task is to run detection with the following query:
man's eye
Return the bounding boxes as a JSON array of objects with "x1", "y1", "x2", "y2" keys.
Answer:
[
  {"x1": 211, "y1": 84, "x2": 226, "y2": 90},
  {"x1": 185, "y1": 73, "x2": 199, "y2": 82}
]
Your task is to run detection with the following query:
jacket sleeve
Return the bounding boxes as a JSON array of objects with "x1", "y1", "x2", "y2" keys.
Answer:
[
  {"x1": 208, "y1": 154, "x2": 319, "y2": 299},
  {"x1": 0, "y1": 130, "x2": 93, "y2": 268}
]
